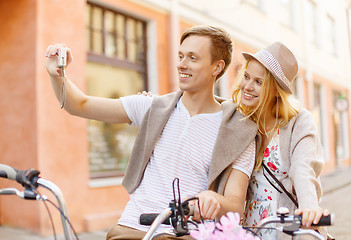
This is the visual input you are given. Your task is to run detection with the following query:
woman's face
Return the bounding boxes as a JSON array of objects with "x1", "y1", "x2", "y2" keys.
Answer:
[{"x1": 239, "y1": 59, "x2": 266, "y2": 108}]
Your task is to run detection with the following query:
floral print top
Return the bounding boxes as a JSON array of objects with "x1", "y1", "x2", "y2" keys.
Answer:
[{"x1": 243, "y1": 132, "x2": 288, "y2": 240}]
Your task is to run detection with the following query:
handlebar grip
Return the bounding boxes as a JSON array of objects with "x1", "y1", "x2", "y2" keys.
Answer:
[
  {"x1": 139, "y1": 213, "x2": 171, "y2": 226},
  {"x1": 311, "y1": 214, "x2": 334, "y2": 226},
  {"x1": 0, "y1": 164, "x2": 40, "y2": 188},
  {"x1": 0, "y1": 164, "x2": 18, "y2": 180}
]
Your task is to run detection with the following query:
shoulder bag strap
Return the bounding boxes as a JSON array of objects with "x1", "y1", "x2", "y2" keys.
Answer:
[{"x1": 262, "y1": 163, "x2": 299, "y2": 208}]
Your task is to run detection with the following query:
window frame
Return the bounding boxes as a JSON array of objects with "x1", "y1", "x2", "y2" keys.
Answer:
[
  {"x1": 86, "y1": 0, "x2": 149, "y2": 180},
  {"x1": 86, "y1": 0, "x2": 148, "y2": 79}
]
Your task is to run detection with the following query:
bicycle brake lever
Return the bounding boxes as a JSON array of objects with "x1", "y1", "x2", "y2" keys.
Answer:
[
  {"x1": 277, "y1": 227, "x2": 325, "y2": 240},
  {"x1": 294, "y1": 229, "x2": 324, "y2": 240},
  {"x1": 280, "y1": 214, "x2": 301, "y2": 236},
  {"x1": 0, "y1": 188, "x2": 39, "y2": 200},
  {"x1": 280, "y1": 221, "x2": 300, "y2": 236},
  {"x1": 16, "y1": 168, "x2": 40, "y2": 189}
]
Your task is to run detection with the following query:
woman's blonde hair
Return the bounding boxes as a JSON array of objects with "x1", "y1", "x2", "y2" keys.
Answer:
[{"x1": 232, "y1": 60, "x2": 300, "y2": 169}]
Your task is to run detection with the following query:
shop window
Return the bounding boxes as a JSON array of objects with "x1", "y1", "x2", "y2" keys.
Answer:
[{"x1": 86, "y1": 2, "x2": 148, "y2": 179}]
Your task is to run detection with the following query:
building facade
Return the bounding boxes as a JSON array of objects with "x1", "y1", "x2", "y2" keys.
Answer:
[{"x1": 0, "y1": 0, "x2": 350, "y2": 236}]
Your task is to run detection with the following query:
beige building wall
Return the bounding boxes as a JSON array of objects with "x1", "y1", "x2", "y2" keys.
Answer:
[{"x1": 160, "y1": 0, "x2": 351, "y2": 172}]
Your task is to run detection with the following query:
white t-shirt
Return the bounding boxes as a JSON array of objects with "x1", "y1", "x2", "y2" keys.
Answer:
[{"x1": 118, "y1": 95, "x2": 255, "y2": 232}]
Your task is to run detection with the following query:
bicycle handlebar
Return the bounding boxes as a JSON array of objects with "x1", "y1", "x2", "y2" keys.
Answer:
[
  {"x1": 141, "y1": 204, "x2": 334, "y2": 240},
  {"x1": 257, "y1": 213, "x2": 334, "y2": 228},
  {"x1": 0, "y1": 164, "x2": 19, "y2": 180},
  {"x1": 254, "y1": 207, "x2": 334, "y2": 240},
  {"x1": 142, "y1": 208, "x2": 173, "y2": 240},
  {"x1": 313, "y1": 214, "x2": 334, "y2": 226},
  {"x1": 140, "y1": 213, "x2": 171, "y2": 225},
  {"x1": 0, "y1": 164, "x2": 40, "y2": 188},
  {"x1": 140, "y1": 203, "x2": 194, "y2": 226},
  {"x1": 0, "y1": 187, "x2": 39, "y2": 200},
  {"x1": 256, "y1": 215, "x2": 332, "y2": 240},
  {"x1": 0, "y1": 164, "x2": 74, "y2": 240}
]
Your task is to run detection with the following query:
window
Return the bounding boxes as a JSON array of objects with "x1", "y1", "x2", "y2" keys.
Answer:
[
  {"x1": 278, "y1": 0, "x2": 293, "y2": 27},
  {"x1": 86, "y1": 3, "x2": 147, "y2": 69},
  {"x1": 305, "y1": 0, "x2": 317, "y2": 44},
  {"x1": 325, "y1": 15, "x2": 337, "y2": 54},
  {"x1": 244, "y1": 0, "x2": 261, "y2": 8},
  {"x1": 86, "y1": 2, "x2": 148, "y2": 179},
  {"x1": 291, "y1": 75, "x2": 306, "y2": 106}
]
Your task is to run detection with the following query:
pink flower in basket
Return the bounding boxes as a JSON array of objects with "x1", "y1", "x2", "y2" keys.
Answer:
[
  {"x1": 190, "y1": 221, "x2": 216, "y2": 240},
  {"x1": 190, "y1": 212, "x2": 260, "y2": 240}
]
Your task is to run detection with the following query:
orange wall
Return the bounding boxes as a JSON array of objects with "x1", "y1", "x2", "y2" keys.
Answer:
[
  {"x1": 0, "y1": 0, "x2": 40, "y2": 230},
  {"x1": 37, "y1": 0, "x2": 90, "y2": 235},
  {"x1": 0, "y1": 0, "x2": 177, "y2": 236}
]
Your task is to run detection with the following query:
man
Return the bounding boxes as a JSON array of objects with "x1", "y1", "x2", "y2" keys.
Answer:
[{"x1": 46, "y1": 25, "x2": 258, "y2": 240}]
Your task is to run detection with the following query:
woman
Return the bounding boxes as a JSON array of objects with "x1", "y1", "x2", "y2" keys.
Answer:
[{"x1": 232, "y1": 42, "x2": 329, "y2": 239}]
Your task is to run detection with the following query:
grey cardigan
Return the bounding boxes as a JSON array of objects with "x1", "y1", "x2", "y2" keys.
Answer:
[
  {"x1": 278, "y1": 108, "x2": 324, "y2": 210},
  {"x1": 122, "y1": 90, "x2": 259, "y2": 195},
  {"x1": 277, "y1": 108, "x2": 325, "y2": 239}
]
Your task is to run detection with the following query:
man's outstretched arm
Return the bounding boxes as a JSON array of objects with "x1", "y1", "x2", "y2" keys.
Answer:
[{"x1": 45, "y1": 43, "x2": 131, "y2": 124}]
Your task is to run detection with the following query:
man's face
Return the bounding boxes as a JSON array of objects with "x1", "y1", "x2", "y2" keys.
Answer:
[{"x1": 177, "y1": 35, "x2": 219, "y2": 93}]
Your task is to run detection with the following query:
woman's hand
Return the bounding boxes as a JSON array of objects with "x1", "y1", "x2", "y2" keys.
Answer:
[
  {"x1": 295, "y1": 207, "x2": 330, "y2": 227},
  {"x1": 137, "y1": 91, "x2": 153, "y2": 97}
]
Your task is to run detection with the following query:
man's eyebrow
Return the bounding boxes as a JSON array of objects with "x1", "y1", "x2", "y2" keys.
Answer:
[
  {"x1": 188, "y1": 51, "x2": 200, "y2": 56},
  {"x1": 178, "y1": 50, "x2": 199, "y2": 55}
]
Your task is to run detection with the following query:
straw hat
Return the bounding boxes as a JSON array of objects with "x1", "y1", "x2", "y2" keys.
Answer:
[{"x1": 242, "y1": 42, "x2": 298, "y2": 94}]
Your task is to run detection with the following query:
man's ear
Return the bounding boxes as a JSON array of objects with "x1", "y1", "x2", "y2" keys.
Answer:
[{"x1": 213, "y1": 60, "x2": 225, "y2": 77}]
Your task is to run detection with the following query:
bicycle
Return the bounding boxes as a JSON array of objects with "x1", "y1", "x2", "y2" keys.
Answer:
[
  {"x1": 0, "y1": 164, "x2": 78, "y2": 240},
  {"x1": 138, "y1": 179, "x2": 334, "y2": 240},
  {"x1": 140, "y1": 202, "x2": 333, "y2": 240}
]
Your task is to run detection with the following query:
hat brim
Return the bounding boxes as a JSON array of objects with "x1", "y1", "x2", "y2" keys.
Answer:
[{"x1": 241, "y1": 52, "x2": 293, "y2": 94}]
